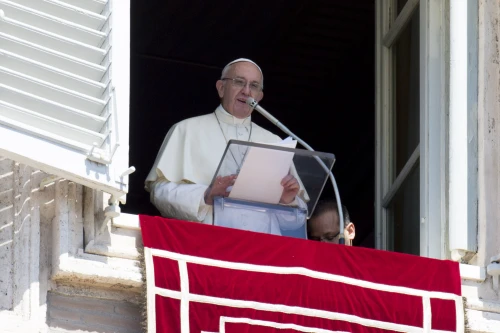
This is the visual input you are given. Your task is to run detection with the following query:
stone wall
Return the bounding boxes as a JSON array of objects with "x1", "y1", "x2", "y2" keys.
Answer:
[
  {"x1": 0, "y1": 157, "x2": 142, "y2": 333},
  {"x1": 462, "y1": 1, "x2": 500, "y2": 331},
  {"x1": 0, "y1": 157, "x2": 50, "y2": 317},
  {"x1": 47, "y1": 292, "x2": 142, "y2": 333}
]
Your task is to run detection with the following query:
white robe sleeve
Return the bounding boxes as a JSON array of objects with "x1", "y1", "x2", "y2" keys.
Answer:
[
  {"x1": 276, "y1": 196, "x2": 308, "y2": 230},
  {"x1": 150, "y1": 178, "x2": 211, "y2": 222}
]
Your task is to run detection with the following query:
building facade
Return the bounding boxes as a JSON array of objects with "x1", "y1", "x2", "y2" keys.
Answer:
[{"x1": 0, "y1": 0, "x2": 499, "y2": 332}]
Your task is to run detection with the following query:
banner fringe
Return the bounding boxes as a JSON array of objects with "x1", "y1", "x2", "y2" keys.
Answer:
[
  {"x1": 463, "y1": 296, "x2": 470, "y2": 333},
  {"x1": 138, "y1": 245, "x2": 148, "y2": 333}
]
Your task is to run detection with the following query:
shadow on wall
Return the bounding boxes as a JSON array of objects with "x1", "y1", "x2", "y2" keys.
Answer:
[{"x1": 46, "y1": 291, "x2": 142, "y2": 333}]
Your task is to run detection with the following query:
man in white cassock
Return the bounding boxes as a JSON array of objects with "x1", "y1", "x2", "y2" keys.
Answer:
[{"x1": 145, "y1": 58, "x2": 307, "y2": 235}]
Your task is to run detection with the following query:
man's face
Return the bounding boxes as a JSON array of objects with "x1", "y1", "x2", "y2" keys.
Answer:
[
  {"x1": 216, "y1": 62, "x2": 264, "y2": 119},
  {"x1": 307, "y1": 210, "x2": 355, "y2": 245},
  {"x1": 308, "y1": 210, "x2": 341, "y2": 244}
]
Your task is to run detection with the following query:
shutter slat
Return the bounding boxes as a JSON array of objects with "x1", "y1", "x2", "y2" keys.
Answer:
[
  {"x1": 0, "y1": 67, "x2": 107, "y2": 113},
  {"x1": 0, "y1": 50, "x2": 106, "y2": 98},
  {"x1": 0, "y1": 17, "x2": 107, "y2": 64},
  {"x1": 0, "y1": 33, "x2": 107, "y2": 80},
  {"x1": 0, "y1": 0, "x2": 106, "y2": 46},
  {"x1": 0, "y1": 85, "x2": 107, "y2": 131},
  {"x1": 0, "y1": 113, "x2": 106, "y2": 153},
  {"x1": 57, "y1": 0, "x2": 108, "y2": 14},
  {"x1": 0, "y1": 100, "x2": 106, "y2": 146},
  {"x1": 7, "y1": 0, "x2": 108, "y2": 31}
]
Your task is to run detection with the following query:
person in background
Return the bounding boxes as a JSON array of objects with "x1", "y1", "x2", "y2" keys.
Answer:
[{"x1": 307, "y1": 198, "x2": 355, "y2": 246}]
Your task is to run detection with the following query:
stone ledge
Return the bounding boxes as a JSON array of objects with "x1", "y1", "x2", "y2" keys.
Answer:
[
  {"x1": 52, "y1": 251, "x2": 142, "y2": 291},
  {"x1": 466, "y1": 299, "x2": 500, "y2": 315},
  {"x1": 112, "y1": 212, "x2": 140, "y2": 230},
  {"x1": 51, "y1": 282, "x2": 142, "y2": 305},
  {"x1": 85, "y1": 240, "x2": 140, "y2": 260},
  {"x1": 460, "y1": 263, "x2": 487, "y2": 282},
  {"x1": 465, "y1": 308, "x2": 500, "y2": 333}
]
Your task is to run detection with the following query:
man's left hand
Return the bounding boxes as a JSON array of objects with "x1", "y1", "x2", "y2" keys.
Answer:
[{"x1": 279, "y1": 174, "x2": 300, "y2": 204}]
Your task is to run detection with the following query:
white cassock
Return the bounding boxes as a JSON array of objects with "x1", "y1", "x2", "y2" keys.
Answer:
[{"x1": 145, "y1": 105, "x2": 307, "y2": 235}]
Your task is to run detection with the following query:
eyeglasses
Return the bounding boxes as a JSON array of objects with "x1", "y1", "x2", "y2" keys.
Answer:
[
  {"x1": 221, "y1": 77, "x2": 263, "y2": 93},
  {"x1": 309, "y1": 231, "x2": 341, "y2": 243}
]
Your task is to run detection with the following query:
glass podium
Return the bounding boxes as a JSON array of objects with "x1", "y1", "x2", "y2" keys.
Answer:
[{"x1": 209, "y1": 140, "x2": 336, "y2": 239}]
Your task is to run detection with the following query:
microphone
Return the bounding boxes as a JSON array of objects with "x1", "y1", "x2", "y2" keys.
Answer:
[
  {"x1": 246, "y1": 98, "x2": 280, "y2": 125},
  {"x1": 246, "y1": 97, "x2": 346, "y2": 244}
]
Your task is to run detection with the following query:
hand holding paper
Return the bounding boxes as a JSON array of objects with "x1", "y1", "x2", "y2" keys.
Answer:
[
  {"x1": 204, "y1": 174, "x2": 237, "y2": 205},
  {"x1": 279, "y1": 174, "x2": 300, "y2": 204}
]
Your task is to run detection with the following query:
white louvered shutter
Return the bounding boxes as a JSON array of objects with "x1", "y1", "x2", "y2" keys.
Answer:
[{"x1": 0, "y1": 0, "x2": 131, "y2": 199}]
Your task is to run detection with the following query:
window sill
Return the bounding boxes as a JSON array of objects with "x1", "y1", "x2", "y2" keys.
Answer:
[
  {"x1": 52, "y1": 250, "x2": 142, "y2": 290},
  {"x1": 460, "y1": 263, "x2": 487, "y2": 282}
]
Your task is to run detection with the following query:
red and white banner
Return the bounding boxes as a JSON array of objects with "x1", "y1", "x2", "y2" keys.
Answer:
[{"x1": 140, "y1": 215, "x2": 463, "y2": 333}]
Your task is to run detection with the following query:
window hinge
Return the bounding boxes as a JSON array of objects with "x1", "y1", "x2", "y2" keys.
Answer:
[
  {"x1": 487, "y1": 254, "x2": 500, "y2": 290},
  {"x1": 115, "y1": 166, "x2": 136, "y2": 186},
  {"x1": 87, "y1": 141, "x2": 120, "y2": 165}
]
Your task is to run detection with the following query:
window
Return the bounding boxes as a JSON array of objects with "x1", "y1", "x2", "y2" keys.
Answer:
[{"x1": 376, "y1": 0, "x2": 446, "y2": 258}]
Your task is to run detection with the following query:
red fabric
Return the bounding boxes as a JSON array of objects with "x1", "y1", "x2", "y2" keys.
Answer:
[{"x1": 140, "y1": 215, "x2": 462, "y2": 333}]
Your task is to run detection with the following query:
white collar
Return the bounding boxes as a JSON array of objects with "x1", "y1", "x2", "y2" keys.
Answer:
[{"x1": 215, "y1": 105, "x2": 251, "y2": 126}]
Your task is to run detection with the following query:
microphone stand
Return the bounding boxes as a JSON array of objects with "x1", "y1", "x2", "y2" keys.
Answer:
[{"x1": 247, "y1": 98, "x2": 345, "y2": 244}]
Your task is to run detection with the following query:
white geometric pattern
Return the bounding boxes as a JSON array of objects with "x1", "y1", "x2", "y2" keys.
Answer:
[
  {"x1": 145, "y1": 247, "x2": 464, "y2": 333},
  {"x1": 219, "y1": 317, "x2": 351, "y2": 333}
]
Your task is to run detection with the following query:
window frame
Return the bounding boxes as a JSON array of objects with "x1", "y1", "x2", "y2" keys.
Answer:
[{"x1": 375, "y1": 0, "x2": 447, "y2": 258}]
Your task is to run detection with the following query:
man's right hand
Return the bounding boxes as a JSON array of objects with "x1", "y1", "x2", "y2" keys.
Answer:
[{"x1": 204, "y1": 174, "x2": 237, "y2": 205}]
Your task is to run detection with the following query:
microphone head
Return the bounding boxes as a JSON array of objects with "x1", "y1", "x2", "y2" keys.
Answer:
[{"x1": 246, "y1": 97, "x2": 258, "y2": 109}]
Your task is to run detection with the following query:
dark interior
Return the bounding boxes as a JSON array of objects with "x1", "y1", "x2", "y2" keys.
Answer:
[{"x1": 125, "y1": 0, "x2": 376, "y2": 247}]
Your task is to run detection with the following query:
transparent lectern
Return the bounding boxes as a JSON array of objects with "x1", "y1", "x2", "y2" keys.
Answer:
[{"x1": 209, "y1": 140, "x2": 336, "y2": 239}]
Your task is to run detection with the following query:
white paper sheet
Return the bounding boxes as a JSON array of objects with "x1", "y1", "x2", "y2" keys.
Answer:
[{"x1": 228, "y1": 137, "x2": 298, "y2": 204}]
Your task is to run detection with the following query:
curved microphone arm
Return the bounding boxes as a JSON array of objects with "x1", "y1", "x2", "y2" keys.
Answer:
[{"x1": 246, "y1": 98, "x2": 345, "y2": 244}]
